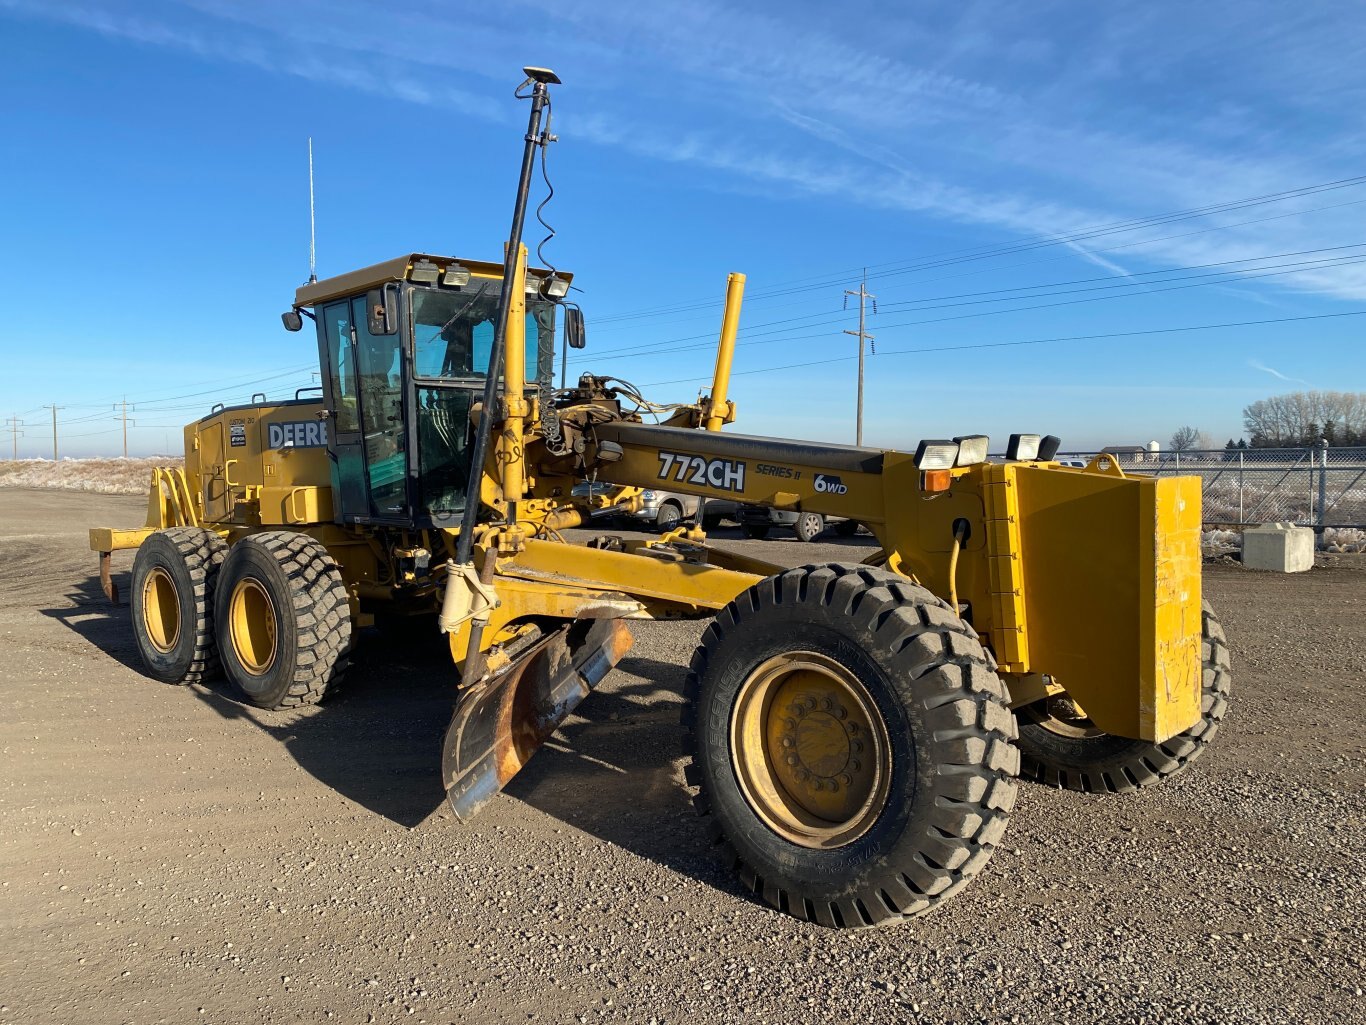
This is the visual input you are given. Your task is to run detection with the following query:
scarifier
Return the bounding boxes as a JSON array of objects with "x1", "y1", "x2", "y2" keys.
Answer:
[{"x1": 91, "y1": 68, "x2": 1231, "y2": 929}]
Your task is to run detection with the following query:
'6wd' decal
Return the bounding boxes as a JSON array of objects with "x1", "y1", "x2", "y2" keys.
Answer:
[{"x1": 657, "y1": 451, "x2": 746, "y2": 492}]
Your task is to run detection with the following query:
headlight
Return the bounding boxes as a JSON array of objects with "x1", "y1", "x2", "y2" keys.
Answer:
[
  {"x1": 953, "y1": 435, "x2": 989, "y2": 466},
  {"x1": 913, "y1": 440, "x2": 959, "y2": 470},
  {"x1": 1006, "y1": 433, "x2": 1041, "y2": 461}
]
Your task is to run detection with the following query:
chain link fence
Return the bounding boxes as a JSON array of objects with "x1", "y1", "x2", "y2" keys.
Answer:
[{"x1": 1054, "y1": 444, "x2": 1366, "y2": 539}]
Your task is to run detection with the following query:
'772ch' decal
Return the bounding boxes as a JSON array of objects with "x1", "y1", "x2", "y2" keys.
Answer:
[{"x1": 657, "y1": 451, "x2": 746, "y2": 492}]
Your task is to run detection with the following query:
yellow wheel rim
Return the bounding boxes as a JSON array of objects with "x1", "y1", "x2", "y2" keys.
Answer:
[
  {"x1": 141, "y1": 567, "x2": 181, "y2": 654},
  {"x1": 229, "y1": 578, "x2": 278, "y2": 676},
  {"x1": 730, "y1": 651, "x2": 892, "y2": 849}
]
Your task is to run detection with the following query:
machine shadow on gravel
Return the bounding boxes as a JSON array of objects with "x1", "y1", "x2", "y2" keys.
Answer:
[
  {"x1": 55, "y1": 571, "x2": 718, "y2": 854},
  {"x1": 39, "y1": 568, "x2": 145, "y2": 673},
  {"x1": 189, "y1": 626, "x2": 458, "y2": 828},
  {"x1": 52, "y1": 570, "x2": 822, "y2": 900},
  {"x1": 505, "y1": 653, "x2": 748, "y2": 900}
]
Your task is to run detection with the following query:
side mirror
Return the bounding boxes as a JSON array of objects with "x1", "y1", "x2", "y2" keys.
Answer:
[
  {"x1": 565, "y1": 307, "x2": 587, "y2": 350},
  {"x1": 367, "y1": 283, "x2": 399, "y2": 336},
  {"x1": 281, "y1": 310, "x2": 304, "y2": 332}
]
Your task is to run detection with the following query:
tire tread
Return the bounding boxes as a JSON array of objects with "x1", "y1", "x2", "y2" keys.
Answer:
[{"x1": 681, "y1": 562, "x2": 1018, "y2": 929}]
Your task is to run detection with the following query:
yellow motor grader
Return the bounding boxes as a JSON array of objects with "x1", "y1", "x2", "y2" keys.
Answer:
[{"x1": 90, "y1": 68, "x2": 1229, "y2": 929}]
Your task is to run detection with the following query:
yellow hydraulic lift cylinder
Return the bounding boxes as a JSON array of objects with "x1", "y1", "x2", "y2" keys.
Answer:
[
  {"x1": 704, "y1": 272, "x2": 745, "y2": 431},
  {"x1": 500, "y1": 244, "x2": 530, "y2": 506}
]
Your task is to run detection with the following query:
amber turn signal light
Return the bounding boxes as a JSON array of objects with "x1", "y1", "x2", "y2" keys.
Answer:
[{"x1": 922, "y1": 470, "x2": 952, "y2": 493}]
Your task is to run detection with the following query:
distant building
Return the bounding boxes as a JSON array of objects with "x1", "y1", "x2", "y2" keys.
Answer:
[{"x1": 1101, "y1": 445, "x2": 1152, "y2": 463}]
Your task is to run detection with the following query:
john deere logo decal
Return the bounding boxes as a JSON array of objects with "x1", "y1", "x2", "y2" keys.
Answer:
[{"x1": 268, "y1": 421, "x2": 329, "y2": 449}]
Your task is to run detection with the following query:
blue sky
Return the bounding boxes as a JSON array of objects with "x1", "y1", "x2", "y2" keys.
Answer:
[{"x1": 0, "y1": 0, "x2": 1363, "y2": 457}]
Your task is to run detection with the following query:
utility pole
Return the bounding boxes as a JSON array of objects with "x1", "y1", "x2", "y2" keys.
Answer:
[
  {"x1": 115, "y1": 396, "x2": 134, "y2": 457},
  {"x1": 45, "y1": 405, "x2": 63, "y2": 461},
  {"x1": 843, "y1": 270, "x2": 876, "y2": 446},
  {"x1": 5, "y1": 415, "x2": 22, "y2": 459}
]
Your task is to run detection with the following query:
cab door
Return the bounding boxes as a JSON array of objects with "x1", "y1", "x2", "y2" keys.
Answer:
[
  {"x1": 349, "y1": 294, "x2": 409, "y2": 519},
  {"x1": 317, "y1": 298, "x2": 411, "y2": 522}
]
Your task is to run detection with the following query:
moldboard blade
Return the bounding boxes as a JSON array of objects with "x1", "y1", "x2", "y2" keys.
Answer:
[{"x1": 442, "y1": 619, "x2": 633, "y2": 822}]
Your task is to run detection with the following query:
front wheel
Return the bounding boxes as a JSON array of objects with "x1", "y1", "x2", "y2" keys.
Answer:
[
  {"x1": 1015, "y1": 602, "x2": 1231, "y2": 793},
  {"x1": 683, "y1": 564, "x2": 1019, "y2": 928}
]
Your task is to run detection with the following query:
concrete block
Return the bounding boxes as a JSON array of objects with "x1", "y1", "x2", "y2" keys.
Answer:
[{"x1": 1242, "y1": 522, "x2": 1315, "y2": 573}]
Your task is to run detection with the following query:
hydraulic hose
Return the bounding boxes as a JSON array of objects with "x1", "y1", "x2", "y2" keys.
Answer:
[{"x1": 948, "y1": 518, "x2": 969, "y2": 615}]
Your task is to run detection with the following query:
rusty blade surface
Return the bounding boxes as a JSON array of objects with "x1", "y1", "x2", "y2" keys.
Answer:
[{"x1": 442, "y1": 619, "x2": 634, "y2": 823}]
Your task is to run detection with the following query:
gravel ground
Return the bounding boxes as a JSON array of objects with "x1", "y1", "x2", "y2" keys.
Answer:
[{"x1": 1, "y1": 489, "x2": 1363, "y2": 1025}]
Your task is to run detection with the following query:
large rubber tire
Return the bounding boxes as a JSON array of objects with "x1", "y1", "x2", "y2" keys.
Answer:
[
  {"x1": 130, "y1": 527, "x2": 228, "y2": 684},
  {"x1": 1016, "y1": 601, "x2": 1231, "y2": 794},
  {"x1": 742, "y1": 524, "x2": 771, "y2": 540},
  {"x1": 793, "y1": 512, "x2": 825, "y2": 543},
  {"x1": 214, "y1": 531, "x2": 352, "y2": 710},
  {"x1": 655, "y1": 502, "x2": 683, "y2": 534},
  {"x1": 683, "y1": 564, "x2": 1019, "y2": 928}
]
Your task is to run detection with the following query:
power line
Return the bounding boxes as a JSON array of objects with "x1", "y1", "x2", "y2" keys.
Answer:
[
  {"x1": 588, "y1": 194, "x2": 1366, "y2": 339},
  {"x1": 569, "y1": 246, "x2": 1366, "y2": 365},
  {"x1": 577, "y1": 243, "x2": 1366, "y2": 361},
  {"x1": 635, "y1": 310, "x2": 1366, "y2": 389},
  {"x1": 873, "y1": 242, "x2": 1366, "y2": 312},
  {"x1": 589, "y1": 174, "x2": 1366, "y2": 325}
]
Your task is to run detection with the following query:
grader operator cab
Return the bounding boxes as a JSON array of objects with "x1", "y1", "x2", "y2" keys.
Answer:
[{"x1": 91, "y1": 68, "x2": 1230, "y2": 930}]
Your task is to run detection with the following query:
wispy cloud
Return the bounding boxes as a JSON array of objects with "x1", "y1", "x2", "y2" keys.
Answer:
[
  {"x1": 1062, "y1": 241, "x2": 1133, "y2": 279},
  {"x1": 6, "y1": 0, "x2": 1366, "y2": 301},
  {"x1": 1249, "y1": 359, "x2": 1308, "y2": 384},
  {"x1": 0, "y1": 0, "x2": 500, "y2": 119}
]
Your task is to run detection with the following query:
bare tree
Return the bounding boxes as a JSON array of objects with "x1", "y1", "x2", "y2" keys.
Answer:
[
  {"x1": 1243, "y1": 390, "x2": 1366, "y2": 446},
  {"x1": 1169, "y1": 425, "x2": 1201, "y2": 452}
]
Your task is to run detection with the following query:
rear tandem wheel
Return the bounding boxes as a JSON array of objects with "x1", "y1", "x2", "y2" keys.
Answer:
[
  {"x1": 129, "y1": 527, "x2": 228, "y2": 684},
  {"x1": 683, "y1": 563, "x2": 1019, "y2": 928},
  {"x1": 214, "y1": 531, "x2": 352, "y2": 710},
  {"x1": 1015, "y1": 601, "x2": 1232, "y2": 794}
]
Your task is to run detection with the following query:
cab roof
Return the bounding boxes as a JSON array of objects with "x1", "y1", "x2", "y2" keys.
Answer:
[{"x1": 292, "y1": 253, "x2": 573, "y2": 308}]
